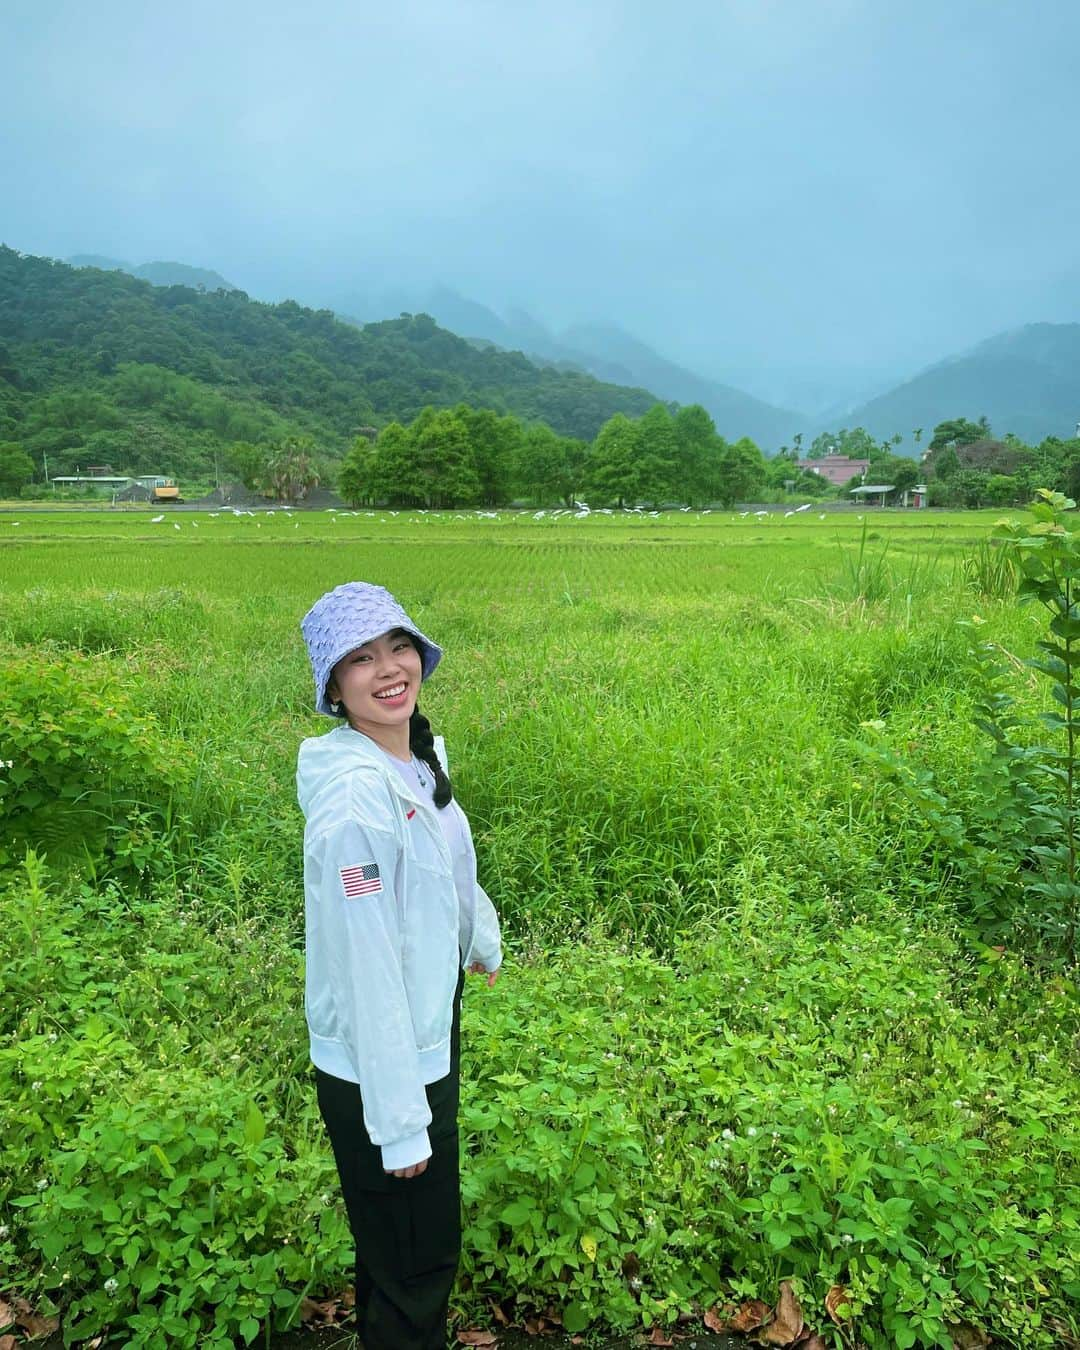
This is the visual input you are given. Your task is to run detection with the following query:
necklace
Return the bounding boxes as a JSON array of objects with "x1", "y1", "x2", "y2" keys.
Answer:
[{"x1": 412, "y1": 757, "x2": 428, "y2": 790}]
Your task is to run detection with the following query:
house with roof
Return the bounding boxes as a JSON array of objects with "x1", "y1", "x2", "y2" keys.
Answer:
[{"x1": 798, "y1": 455, "x2": 871, "y2": 487}]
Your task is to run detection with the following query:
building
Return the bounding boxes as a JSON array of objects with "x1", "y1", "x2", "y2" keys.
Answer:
[{"x1": 797, "y1": 455, "x2": 871, "y2": 487}]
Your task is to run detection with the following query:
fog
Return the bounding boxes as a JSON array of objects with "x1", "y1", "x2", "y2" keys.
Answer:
[{"x1": 4, "y1": 0, "x2": 1079, "y2": 411}]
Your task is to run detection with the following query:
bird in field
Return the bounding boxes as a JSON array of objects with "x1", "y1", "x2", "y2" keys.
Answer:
[{"x1": 152, "y1": 515, "x2": 164, "y2": 522}]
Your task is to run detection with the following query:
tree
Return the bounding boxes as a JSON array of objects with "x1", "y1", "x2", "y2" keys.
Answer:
[
  {"x1": 514, "y1": 424, "x2": 586, "y2": 506},
  {"x1": 635, "y1": 404, "x2": 678, "y2": 503},
  {"x1": 672, "y1": 405, "x2": 720, "y2": 505},
  {"x1": 366, "y1": 422, "x2": 416, "y2": 504},
  {"x1": 410, "y1": 408, "x2": 480, "y2": 507},
  {"x1": 932, "y1": 445, "x2": 960, "y2": 480},
  {"x1": 262, "y1": 436, "x2": 321, "y2": 503},
  {"x1": 224, "y1": 440, "x2": 269, "y2": 490},
  {"x1": 456, "y1": 405, "x2": 522, "y2": 506},
  {"x1": 953, "y1": 468, "x2": 991, "y2": 508},
  {"x1": 0, "y1": 442, "x2": 34, "y2": 496},
  {"x1": 870, "y1": 454, "x2": 920, "y2": 494},
  {"x1": 585, "y1": 414, "x2": 643, "y2": 508},
  {"x1": 715, "y1": 436, "x2": 766, "y2": 506},
  {"x1": 985, "y1": 474, "x2": 1021, "y2": 507},
  {"x1": 338, "y1": 435, "x2": 376, "y2": 507},
  {"x1": 928, "y1": 417, "x2": 990, "y2": 452},
  {"x1": 808, "y1": 427, "x2": 876, "y2": 460}
]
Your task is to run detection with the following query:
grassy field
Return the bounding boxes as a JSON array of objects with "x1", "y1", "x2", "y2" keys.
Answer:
[{"x1": 1, "y1": 508, "x2": 1078, "y2": 1349}]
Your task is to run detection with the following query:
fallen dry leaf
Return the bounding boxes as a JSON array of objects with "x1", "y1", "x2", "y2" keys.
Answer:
[
  {"x1": 795, "y1": 1337, "x2": 827, "y2": 1350},
  {"x1": 647, "y1": 1328, "x2": 674, "y2": 1347},
  {"x1": 730, "y1": 1299, "x2": 771, "y2": 1333},
  {"x1": 0, "y1": 1300, "x2": 13, "y2": 1329},
  {"x1": 1046, "y1": 1319, "x2": 1080, "y2": 1350},
  {"x1": 824, "y1": 1284, "x2": 850, "y2": 1326},
  {"x1": 298, "y1": 1295, "x2": 344, "y2": 1326},
  {"x1": 0, "y1": 1335, "x2": 16, "y2": 1350},
  {"x1": 951, "y1": 1324, "x2": 991, "y2": 1349},
  {"x1": 19, "y1": 1309, "x2": 59, "y2": 1340},
  {"x1": 704, "y1": 1305, "x2": 730, "y2": 1332},
  {"x1": 489, "y1": 1300, "x2": 511, "y2": 1326},
  {"x1": 456, "y1": 1331, "x2": 497, "y2": 1347},
  {"x1": 763, "y1": 1279, "x2": 805, "y2": 1345}
]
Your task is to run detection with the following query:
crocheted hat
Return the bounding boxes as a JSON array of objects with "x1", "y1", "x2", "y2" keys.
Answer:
[{"x1": 300, "y1": 582, "x2": 443, "y2": 717}]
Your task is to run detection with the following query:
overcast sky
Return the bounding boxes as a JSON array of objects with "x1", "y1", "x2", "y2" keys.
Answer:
[{"x1": 4, "y1": 0, "x2": 1079, "y2": 408}]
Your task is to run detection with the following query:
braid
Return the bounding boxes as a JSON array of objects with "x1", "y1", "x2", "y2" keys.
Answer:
[{"x1": 409, "y1": 707, "x2": 453, "y2": 808}]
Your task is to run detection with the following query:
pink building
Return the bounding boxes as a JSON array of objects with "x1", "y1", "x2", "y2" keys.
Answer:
[{"x1": 798, "y1": 455, "x2": 871, "y2": 487}]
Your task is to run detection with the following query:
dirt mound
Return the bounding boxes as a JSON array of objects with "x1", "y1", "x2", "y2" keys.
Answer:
[{"x1": 185, "y1": 483, "x2": 346, "y2": 511}]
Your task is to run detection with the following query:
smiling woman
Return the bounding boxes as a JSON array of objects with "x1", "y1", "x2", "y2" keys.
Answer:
[{"x1": 296, "y1": 581, "x2": 503, "y2": 1350}]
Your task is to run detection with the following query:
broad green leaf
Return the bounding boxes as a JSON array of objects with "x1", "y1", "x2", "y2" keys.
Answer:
[{"x1": 244, "y1": 1101, "x2": 266, "y2": 1148}]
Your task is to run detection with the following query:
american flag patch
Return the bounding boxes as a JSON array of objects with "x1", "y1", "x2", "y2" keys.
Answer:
[{"x1": 340, "y1": 863, "x2": 382, "y2": 898}]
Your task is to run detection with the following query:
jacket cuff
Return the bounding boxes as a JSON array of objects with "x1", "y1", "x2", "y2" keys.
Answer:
[
  {"x1": 380, "y1": 1128, "x2": 432, "y2": 1172},
  {"x1": 466, "y1": 943, "x2": 502, "y2": 973}
]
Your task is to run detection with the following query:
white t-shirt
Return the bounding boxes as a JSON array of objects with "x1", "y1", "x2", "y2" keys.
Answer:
[{"x1": 383, "y1": 750, "x2": 470, "y2": 918}]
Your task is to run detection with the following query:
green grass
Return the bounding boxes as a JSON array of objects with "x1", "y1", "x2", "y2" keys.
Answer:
[{"x1": 1, "y1": 507, "x2": 1077, "y2": 1349}]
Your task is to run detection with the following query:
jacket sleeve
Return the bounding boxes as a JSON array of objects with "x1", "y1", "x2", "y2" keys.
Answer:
[
  {"x1": 312, "y1": 811, "x2": 432, "y2": 1171},
  {"x1": 436, "y1": 735, "x2": 503, "y2": 975},
  {"x1": 470, "y1": 880, "x2": 503, "y2": 974}
]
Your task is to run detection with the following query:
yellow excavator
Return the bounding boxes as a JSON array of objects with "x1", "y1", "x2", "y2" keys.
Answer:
[{"x1": 147, "y1": 480, "x2": 183, "y2": 503}]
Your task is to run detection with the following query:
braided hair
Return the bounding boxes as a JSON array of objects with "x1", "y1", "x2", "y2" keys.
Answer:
[{"x1": 409, "y1": 707, "x2": 453, "y2": 808}]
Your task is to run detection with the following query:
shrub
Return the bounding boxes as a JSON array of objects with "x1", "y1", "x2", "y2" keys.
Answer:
[
  {"x1": 858, "y1": 491, "x2": 1080, "y2": 958},
  {"x1": 0, "y1": 646, "x2": 191, "y2": 877}
]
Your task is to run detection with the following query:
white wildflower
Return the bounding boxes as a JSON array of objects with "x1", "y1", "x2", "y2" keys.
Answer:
[
  {"x1": 104, "y1": 1277, "x2": 119, "y2": 1296},
  {"x1": 36, "y1": 1178, "x2": 48, "y2": 1190}
]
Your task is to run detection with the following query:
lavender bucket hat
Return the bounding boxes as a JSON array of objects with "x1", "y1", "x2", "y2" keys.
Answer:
[{"x1": 300, "y1": 582, "x2": 443, "y2": 717}]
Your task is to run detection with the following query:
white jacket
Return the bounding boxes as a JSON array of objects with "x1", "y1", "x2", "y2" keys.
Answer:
[{"x1": 297, "y1": 724, "x2": 502, "y2": 1170}]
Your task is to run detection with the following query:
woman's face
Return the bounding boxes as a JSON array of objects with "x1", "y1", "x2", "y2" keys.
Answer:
[{"x1": 327, "y1": 629, "x2": 423, "y2": 736}]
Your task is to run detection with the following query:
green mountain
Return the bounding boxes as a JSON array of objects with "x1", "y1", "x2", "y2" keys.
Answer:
[
  {"x1": 68, "y1": 255, "x2": 238, "y2": 292},
  {"x1": 840, "y1": 324, "x2": 1080, "y2": 447},
  {"x1": 0, "y1": 247, "x2": 661, "y2": 483}
]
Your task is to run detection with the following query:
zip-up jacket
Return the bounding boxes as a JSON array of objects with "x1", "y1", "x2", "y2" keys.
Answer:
[{"x1": 297, "y1": 724, "x2": 502, "y2": 1170}]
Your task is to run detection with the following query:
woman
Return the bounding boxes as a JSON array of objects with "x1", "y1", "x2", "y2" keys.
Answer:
[{"x1": 298, "y1": 581, "x2": 502, "y2": 1350}]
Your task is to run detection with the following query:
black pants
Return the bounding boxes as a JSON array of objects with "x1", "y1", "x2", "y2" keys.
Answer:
[{"x1": 315, "y1": 975, "x2": 463, "y2": 1350}]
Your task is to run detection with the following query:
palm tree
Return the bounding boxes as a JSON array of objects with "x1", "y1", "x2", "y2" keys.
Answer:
[{"x1": 263, "y1": 437, "x2": 320, "y2": 503}]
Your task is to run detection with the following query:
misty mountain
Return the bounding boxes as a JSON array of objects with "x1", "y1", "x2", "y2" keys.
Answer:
[
  {"x1": 555, "y1": 321, "x2": 805, "y2": 450},
  {"x1": 839, "y1": 324, "x2": 1080, "y2": 447},
  {"x1": 67, "y1": 254, "x2": 237, "y2": 293},
  {"x1": 330, "y1": 283, "x2": 804, "y2": 449}
]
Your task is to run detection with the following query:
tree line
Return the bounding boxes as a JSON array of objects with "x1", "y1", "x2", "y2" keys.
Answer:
[
  {"x1": 331, "y1": 402, "x2": 776, "y2": 509},
  {"x1": 0, "y1": 246, "x2": 660, "y2": 492}
]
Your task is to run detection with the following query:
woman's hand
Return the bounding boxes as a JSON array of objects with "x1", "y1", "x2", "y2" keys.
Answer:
[
  {"x1": 468, "y1": 961, "x2": 500, "y2": 988},
  {"x1": 387, "y1": 1158, "x2": 429, "y2": 1179}
]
